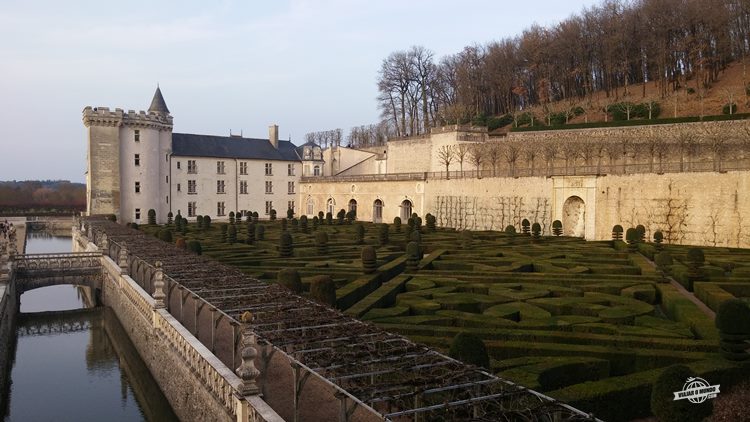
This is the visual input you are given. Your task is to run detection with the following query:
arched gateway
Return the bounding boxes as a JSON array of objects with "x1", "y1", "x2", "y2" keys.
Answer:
[{"x1": 562, "y1": 196, "x2": 586, "y2": 237}]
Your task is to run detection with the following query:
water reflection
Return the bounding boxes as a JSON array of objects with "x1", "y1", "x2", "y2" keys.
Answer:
[{"x1": 1, "y1": 228, "x2": 178, "y2": 422}]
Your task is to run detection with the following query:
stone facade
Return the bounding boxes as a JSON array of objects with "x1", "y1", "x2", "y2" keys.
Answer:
[{"x1": 300, "y1": 119, "x2": 750, "y2": 248}]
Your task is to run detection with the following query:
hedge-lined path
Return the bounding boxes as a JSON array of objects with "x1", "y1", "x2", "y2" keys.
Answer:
[{"x1": 641, "y1": 254, "x2": 716, "y2": 319}]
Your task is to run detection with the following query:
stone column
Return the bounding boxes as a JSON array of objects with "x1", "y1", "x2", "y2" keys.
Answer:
[
  {"x1": 100, "y1": 233, "x2": 108, "y2": 255},
  {"x1": 152, "y1": 261, "x2": 165, "y2": 308},
  {"x1": 235, "y1": 311, "x2": 260, "y2": 396},
  {"x1": 118, "y1": 243, "x2": 129, "y2": 275}
]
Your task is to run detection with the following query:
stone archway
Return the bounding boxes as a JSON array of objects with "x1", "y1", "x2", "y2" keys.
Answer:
[{"x1": 562, "y1": 196, "x2": 586, "y2": 237}]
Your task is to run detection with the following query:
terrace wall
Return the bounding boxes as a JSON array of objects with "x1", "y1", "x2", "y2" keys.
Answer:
[{"x1": 303, "y1": 170, "x2": 750, "y2": 248}]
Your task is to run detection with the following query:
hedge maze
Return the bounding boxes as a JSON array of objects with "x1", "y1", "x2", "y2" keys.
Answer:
[{"x1": 141, "y1": 213, "x2": 750, "y2": 421}]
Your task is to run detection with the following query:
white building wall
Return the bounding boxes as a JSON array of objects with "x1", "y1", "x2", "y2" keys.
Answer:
[
  {"x1": 171, "y1": 157, "x2": 301, "y2": 221},
  {"x1": 120, "y1": 125, "x2": 170, "y2": 224}
]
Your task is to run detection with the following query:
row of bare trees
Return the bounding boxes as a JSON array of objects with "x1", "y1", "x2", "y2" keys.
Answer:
[
  {"x1": 376, "y1": 0, "x2": 750, "y2": 134},
  {"x1": 435, "y1": 125, "x2": 750, "y2": 177},
  {"x1": 305, "y1": 122, "x2": 396, "y2": 150}
]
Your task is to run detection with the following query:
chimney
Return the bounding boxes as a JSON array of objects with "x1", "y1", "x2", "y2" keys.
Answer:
[{"x1": 269, "y1": 124, "x2": 279, "y2": 149}]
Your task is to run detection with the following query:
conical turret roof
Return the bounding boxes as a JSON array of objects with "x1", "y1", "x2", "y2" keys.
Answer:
[{"x1": 148, "y1": 86, "x2": 170, "y2": 114}]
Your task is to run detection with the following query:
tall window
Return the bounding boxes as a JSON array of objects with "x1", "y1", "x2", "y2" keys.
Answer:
[
  {"x1": 177, "y1": 161, "x2": 181, "y2": 170},
  {"x1": 401, "y1": 200, "x2": 413, "y2": 220},
  {"x1": 188, "y1": 160, "x2": 197, "y2": 174},
  {"x1": 135, "y1": 181, "x2": 141, "y2": 193},
  {"x1": 326, "y1": 198, "x2": 335, "y2": 215},
  {"x1": 240, "y1": 180, "x2": 248, "y2": 194},
  {"x1": 265, "y1": 201, "x2": 273, "y2": 215},
  {"x1": 134, "y1": 154, "x2": 140, "y2": 166},
  {"x1": 217, "y1": 161, "x2": 225, "y2": 174},
  {"x1": 135, "y1": 208, "x2": 141, "y2": 220},
  {"x1": 188, "y1": 202, "x2": 196, "y2": 217},
  {"x1": 134, "y1": 130, "x2": 140, "y2": 142},
  {"x1": 217, "y1": 180, "x2": 225, "y2": 194},
  {"x1": 265, "y1": 163, "x2": 273, "y2": 175},
  {"x1": 288, "y1": 181, "x2": 295, "y2": 194},
  {"x1": 166, "y1": 175, "x2": 169, "y2": 183},
  {"x1": 373, "y1": 200, "x2": 383, "y2": 223},
  {"x1": 288, "y1": 164, "x2": 295, "y2": 176},
  {"x1": 240, "y1": 162, "x2": 248, "y2": 175},
  {"x1": 314, "y1": 165, "x2": 321, "y2": 176},
  {"x1": 217, "y1": 201, "x2": 226, "y2": 216},
  {"x1": 348, "y1": 199, "x2": 357, "y2": 214},
  {"x1": 265, "y1": 181, "x2": 273, "y2": 194},
  {"x1": 288, "y1": 200, "x2": 295, "y2": 212},
  {"x1": 177, "y1": 183, "x2": 181, "y2": 192},
  {"x1": 306, "y1": 197, "x2": 314, "y2": 215},
  {"x1": 188, "y1": 180, "x2": 196, "y2": 194}
]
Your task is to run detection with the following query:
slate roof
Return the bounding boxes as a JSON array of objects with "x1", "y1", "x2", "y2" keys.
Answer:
[
  {"x1": 171, "y1": 133, "x2": 301, "y2": 161},
  {"x1": 149, "y1": 87, "x2": 170, "y2": 114}
]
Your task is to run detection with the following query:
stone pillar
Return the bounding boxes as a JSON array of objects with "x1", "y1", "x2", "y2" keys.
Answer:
[
  {"x1": 100, "y1": 233, "x2": 108, "y2": 255},
  {"x1": 118, "y1": 243, "x2": 129, "y2": 275},
  {"x1": 152, "y1": 261, "x2": 165, "y2": 308},
  {"x1": 235, "y1": 311, "x2": 260, "y2": 396}
]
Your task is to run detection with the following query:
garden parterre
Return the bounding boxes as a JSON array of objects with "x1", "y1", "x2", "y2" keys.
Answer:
[{"x1": 140, "y1": 214, "x2": 750, "y2": 421}]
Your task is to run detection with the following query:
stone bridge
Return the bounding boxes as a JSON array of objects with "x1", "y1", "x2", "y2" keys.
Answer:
[
  {"x1": 11, "y1": 252, "x2": 103, "y2": 295},
  {"x1": 16, "y1": 308, "x2": 99, "y2": 337}
]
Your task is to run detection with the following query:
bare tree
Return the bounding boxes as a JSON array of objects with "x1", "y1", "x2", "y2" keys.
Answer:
[
  {"x1": 523, "y1": 142, "x2": 538, "y2": 176},
  {"x1": 455, "y1": 143, "x2": 470, "y2": 174},
  {"x1": 436, "y1": 145, "x2": 455, "y2": 177},
  {"x1": 502, "y1": 141, "x2": 521, "y2": 177},
  {"x1": 468, "y1": 143, "x2": 486, "y2": 177},
  {"x1": 485, "y1": 142, "x2": 502, "y2": 176}
]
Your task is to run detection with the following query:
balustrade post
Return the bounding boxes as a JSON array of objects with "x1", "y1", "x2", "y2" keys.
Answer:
[
  {"x1": 118, "y1": 243, "x2": 129, "y2": 276},
  {"x1": 152, "y1": 261, "x2": 165, "y2": 308},
  {"x1": 235, "y1": 311, "x2": 260, "y2": 396},
  {"x1": 99, "y1": 233, "x2": 108, "y2": 254}
]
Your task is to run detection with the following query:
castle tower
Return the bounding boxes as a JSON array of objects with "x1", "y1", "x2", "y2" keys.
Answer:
[{"x1": 83, "y1": 87, "x2": 174, "y2": 223}]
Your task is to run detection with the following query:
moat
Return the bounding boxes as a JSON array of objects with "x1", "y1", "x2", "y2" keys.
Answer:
[{"x1": 1, "y1": 230, "x2": 178, "y2": 422}]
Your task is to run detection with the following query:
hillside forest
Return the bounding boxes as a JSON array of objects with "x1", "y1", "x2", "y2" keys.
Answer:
[{"x1": 306, "y1": 0, "x2": 750, "y2": 148}]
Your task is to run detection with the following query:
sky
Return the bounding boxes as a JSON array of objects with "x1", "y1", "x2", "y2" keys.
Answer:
[{"x1": 0, "y1": 0, "x2": 599, "y2": 183}]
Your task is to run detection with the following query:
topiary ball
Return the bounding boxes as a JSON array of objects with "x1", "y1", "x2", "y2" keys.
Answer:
[
  {"x1": 635, "y1": 224, "x2": 646, "y2": 242},
  {"x1": 650, "y1": 364, "x2": 712, "y2": 422},
  {"x1": 716, "y1": 298, "x2": 750, "y2": 335},
  {"x1": 531, "y1": 222, "x2": 542, "y2": 238},
  {"x1": 612, "y1": 224, "x2": 623, "y2": 240},
  {"x1": 448, "y1": 332, "x2": 490, "y2": 369},
  {"x1": 552, "y1": 220, "x2": 562, "y2": 236},
  {"x1": 309, "y1": 275, "x2": 336, "y2": 307},
  {"x1": 504, "y1": 225, "x2": 516, "y2": 235},
  {"x1": 687, "y1": 248, "x2": 705, "y2": 266},
  {"x1": 655, "y1": 251, "x2": 673, "y2": 267},
  {"x1": 277, "y1": 269, "x2": 302, "y2": 294}
]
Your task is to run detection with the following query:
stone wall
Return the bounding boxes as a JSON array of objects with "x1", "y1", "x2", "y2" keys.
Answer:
[
  {"x1": 595, "y1": 171, "x2": 750, "y2": 247},
  {"x1": 72, "y1": 230, "x2": 282, "y2": 422},
  {"x1": 304, "y1": 169, "x2": 750, "y2": 248}
]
